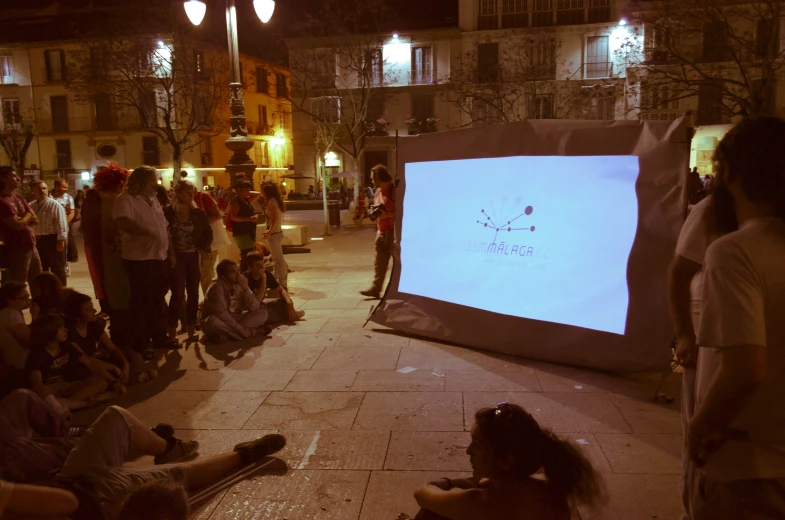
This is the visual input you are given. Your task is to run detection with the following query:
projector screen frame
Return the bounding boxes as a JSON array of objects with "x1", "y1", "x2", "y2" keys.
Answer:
[{"x1": 369, "y1": 117, "x2": 691, "y2": 372}]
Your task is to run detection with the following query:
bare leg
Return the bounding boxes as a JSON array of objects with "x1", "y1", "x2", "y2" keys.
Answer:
[
  {"x1": 181, "y1": 452, "x2": 243, "y2": 490},
  {"x1": 113, "y1": 407, "x2": 167, "y2": 455},
  {"x1": 62, "y1": 376, "x2": 108, "y2": 401}
]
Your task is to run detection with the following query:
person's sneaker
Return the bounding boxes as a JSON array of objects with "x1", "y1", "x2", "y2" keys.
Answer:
[
  {"x1": 359, "y1": 288, "x2": 380, "y2": 298},
  {"x1": 137, "y1": 369, "x2": 158, "y2": 384},
  {"x1": 154, "y1": 438, "x2": 200, "y2": 465},
  {"x1": 65, "y1": 263, "x2": 71, "y2": 277},
  {"x1": 234, "y1": 434, "x2": 287, "y2": 464},
  {"x1": 294, "y1": 310, "x2": 305, "y2": 320}
]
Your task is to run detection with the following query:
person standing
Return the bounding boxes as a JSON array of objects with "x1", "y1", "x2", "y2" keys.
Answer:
[
  {"x1": 164, "y1": 180, "x2": 212, "y2": 342},
  {"x1": 360, "y1": 164, "x2": 395, "y2": 299},
  {"x1": 193, "y1": 184, "x2": 223, "y2": 294},
  {"x1": 0, "y1": 167, "x2": 41, "y2": 285},
  {"x1": 28, "y1": 181, "x2": 68, "y2": 286},
  {"x1": 229, "y1": 180, "x2": 260, "y2": 262},
  {"x1": 687, "y1": 117, "x2": 785, "y2": 519},
  {"x1": 261, "y1": 183, "x2": 288, "y2": 291},
  {"x1": 112, "y1": 166, "x2": 171, "y2": 356},
  {"x1": 50, "y1": 178, "x2": 75, "y2": 276}
]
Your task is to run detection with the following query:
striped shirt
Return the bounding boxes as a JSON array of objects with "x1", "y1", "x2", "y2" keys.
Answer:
[{"x1": 29, "y1": 197, "x2": 68, "y2": 240}]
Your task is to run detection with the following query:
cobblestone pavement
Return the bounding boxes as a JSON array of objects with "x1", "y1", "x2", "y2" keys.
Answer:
[{"x1": 68, "y1": 211, "x2": 684, "y2": 520}]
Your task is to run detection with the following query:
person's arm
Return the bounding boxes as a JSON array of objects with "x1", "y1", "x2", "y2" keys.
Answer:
[
  {"x1": 1, "y1": 198, "x2": 35, "y2": 231},
  {"x1": 113, "y1": 195, "x2": 148, "y2": 236},
  {"x1": 72, "y1": 343, "x2": 119, "y2": 381},
  {"x1": 55, "y1": 201, "x2": 68, "y2": 251},
  {"x1": 207, "y1": 285, "x2": 254, "y2": 338},
  {"x1": 8, "y1": 322, "x2": 30, "y2": 346},
  {"x1": 238, "y1": 275, "x2": 260, "y2": 313},
  {"x1": 253, "y1": 274, "x2": 268, "y2": 302},
  {"x1": 64, "y1": 198, "x2": 74, "y2": 224},
  {"x1": 668, "y1": 255, "x2": 702, "y2": 367},
  {"x1": 3, "y1": 482, "x2": 79, "y2": 517},
  {"x1": 29, "y1": 370, "x2": 51, "y2": 400},
  {"x1": 98, "y1": 333, "x2": 130, "y2": 383},
  {"x1": 248, "y1": 191, "x2": 262, "y2": 202},
  {"x1": 263, "y1": 203, "x2": 281, "y2": 238},
  {"x1": 114, "y1": 216, "x2": 148, "y2": 236},
  {"x1": 229, "y1": 201, "x2": 257, "y2": 223},
  {"x1": 413, "y1": 482, "x2": 487, "y2": 520}
]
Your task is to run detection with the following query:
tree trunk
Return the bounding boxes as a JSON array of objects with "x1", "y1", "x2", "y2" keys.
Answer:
[{"x1": 172, "y1": 148, "x2": 182, "y2": 184}]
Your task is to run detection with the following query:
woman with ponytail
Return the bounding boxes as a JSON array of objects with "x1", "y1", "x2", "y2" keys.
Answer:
[{"x1": 401, "y1": 402, "x2": 604, "y2": 520}]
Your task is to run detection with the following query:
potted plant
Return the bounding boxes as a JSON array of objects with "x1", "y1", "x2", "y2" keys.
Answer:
[
  {"x1": 405, "y1": 116, "x2": 418, "y2": 135},
  {"x1": 426, "y1": 117, "x2": 440, "y2": 133}
]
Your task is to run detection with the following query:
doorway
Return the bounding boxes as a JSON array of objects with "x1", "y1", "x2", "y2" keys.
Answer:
[{"x1": 363, "y1": 150, "x2": 388, "y2": 187}]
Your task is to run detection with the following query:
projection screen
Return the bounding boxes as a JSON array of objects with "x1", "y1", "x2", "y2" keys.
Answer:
[{"x1": 369, "y1": 118, "x2": 690, "y2": 372}]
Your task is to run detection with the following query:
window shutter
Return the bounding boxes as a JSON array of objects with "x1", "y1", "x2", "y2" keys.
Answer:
[
  {"x1": 59, "y1": 50, "x2": 67, "y2": 81},
  {"x1": 44, "y1": 50, "x2": 51, "y2": 82}
]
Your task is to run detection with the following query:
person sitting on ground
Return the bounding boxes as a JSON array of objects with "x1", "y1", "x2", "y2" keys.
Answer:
[
  {"x1": 50, "y1": 405, "x2": 286, "y2": 520},
  {"x1": 26, "y1": 314, "x2": 111, "y2": 418},
  {"x1": 399, "y1": 402, "x2": 604, "y2": 520},
  {"x1": 0, "y1": 282, "x2": 32, "y2": 375},
  {"x1": 242, "y1": 251, "x2": 304, "y2": 325},
  {"x1": 63, "y1": 291, "x2": 157, "y2": 389},
  {"x1": 201, "y1": 259, "x2": 270, "y2": 343},
  {"x1": 29, "y1": 271, "x2": 73, "y2": 320}
]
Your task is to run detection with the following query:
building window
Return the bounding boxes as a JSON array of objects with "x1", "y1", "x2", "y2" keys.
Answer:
[
  {"x1": 276, "y1": 73, "x2": 288, "y2": 98},
  {"x1": 45, "y1": 50, "x2": 66, "y2": 82},
  {"x1": 411, "y1": 46, "x2": 433, "y2": 85},
  {"x1": 256, "y1": 67, "x2": 268, "y2": 93},
  {"x1": 556, "y1": 0, "x2": 584, "y2": 25},
  {"x1": 645, "y1": 24, "x2": 672, "y2": 62},
  {"x1": 703, "y1": 21, "x2": 730, "y2": 62},
  {"x1": 194, "y1": 94, "x2": 210, "y2": 128},
  {"x1": 364, "y1": 48, "x2": 383, "y2": 87},
  {"x1": 2, "y1": 98, "x2": 21, "y2": 126},
  {"x1": 255, "y1": 140, "x2": 269, "y2": 167},
  {"x1": 310, "y1": 96, "x2": 340, "y2": 123},
  {"x1": 478, "y1": 0, "x2": 498, "y2": 30},
  {"x1": 194, "y1": 49, "x2": 206, "y2": 77},
  {"x1": 526, "y1": 38, "x2": 556, "y2": 79},
  {"x1": 586, "y1": 88, "x2": 615, "y2": 120},
  {"x1": 51, "y1": 96, "x2": 69, "y2": 133},
  {"x1": 412, "y1": 95, "x2": 434, "y2": 122},
  {"x1": 258, "y1": 105, "x2": 269, "y2": 133},
  {"x1": 472, "y1": 98, "x2": 500, "y2": 126},
  {"x1": 55, "y1": 139, "x2": 72, "y2": 169},
  {"x1": 532, "y1": 0, "x2": 553, "y2": 27},
  {"x1": 588, "y1": 0, "x2": 609, "y2": 23},
  {"x1": 502, "y1": 0, "x2": 528, "y2": 29},
  {"x1": 314, "y1": 49, "x2": 337, "y2": 87},
  {"x1": 200, "y1": 137, "x2": 213, "y2": 166},
  {"x1": 142, "y1": 136, "x2": 160, "y2": 165},
  {"x1": 585, "y1": 36, "x2": 610, "y2": 78},
  {"x1": 755, "y1": 18, "x2": 779, "y2": 59},
  {"x1": 697, "y1": 83, "x2": 723, "y2": 125},
  {"x1": 527, "y1": 94, "x2": 554, "y2": 119},
  {"x1": 89, "y1": 47, "x2": 107, "y2": 78},
  {"x1": 477, "y1": 42, "x2": 500, "y2": 83},
  {"x1": 141, "y1": 90, "x2": 157, "y2": 128},
  {"x1": 0, "y1": 56, "x2": 14, "y2": 84},
  {"x1": 94, "y1": 94, "x2": 115, "y2": 130}
]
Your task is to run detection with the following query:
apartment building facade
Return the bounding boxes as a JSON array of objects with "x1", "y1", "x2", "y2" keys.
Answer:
[{"x1": 0, "y1": 40, "x2": 293, "y2": 192}]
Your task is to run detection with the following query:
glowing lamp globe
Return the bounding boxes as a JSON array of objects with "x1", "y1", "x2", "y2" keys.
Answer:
[
  {"x1": 184, "y1": 0, "x2": 207, "y2": 26},
  {"x1": 253, "y1": 0, "x2": 275, "y2": 23}
]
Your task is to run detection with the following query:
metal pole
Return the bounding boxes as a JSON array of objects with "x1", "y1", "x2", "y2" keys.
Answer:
[
  {"x1": 322, "y1": 163, "x2": 329, "y2": 236},
  {"x1": 224, "y1": 0, "x2": 256, "y2": 186}
]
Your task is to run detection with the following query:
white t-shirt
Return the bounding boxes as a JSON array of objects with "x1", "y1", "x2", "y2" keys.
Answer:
[
  {"x1": 696, "y1": 217, "x2": 785, "y2": 480},
  {"x1": 112, "y1": 192, "x2": 169, "y2": 261},
  {"x1": 674, "y1": 196, "x2": 716, "y2": 322},
  {"x1": 52, "y1": 192, "x2": 74, "y2": 214},
  {"x1": 0, "y1": 307, "x2": 28, "y2": 370},
  {"x1": 0, "y1": 479, "x2": 14, "y2": 516}
]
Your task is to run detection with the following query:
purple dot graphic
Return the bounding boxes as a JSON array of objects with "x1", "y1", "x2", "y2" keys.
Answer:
[
  {"x1": 507, "y1": 227, "x2": 511, "y2": 231},
  {"x1": 481, "y1": 209, "x2": 485, "y2": 213},
  {"x1": 530, "y1": 226, "x2": 536, "y2": 231},
  {"x1": 507, "y1": 221, "x2": 510, "y2": 224},
  {"x1": 484, "y1": 223, "x2": 488, "y2": 228},
  {"x1": 525, "y1": 206, "x2": 533, "y2": 215}
]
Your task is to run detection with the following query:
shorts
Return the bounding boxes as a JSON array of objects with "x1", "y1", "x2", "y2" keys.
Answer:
[
  {"x1": 59, "y1": 406, "x2": 185, "y2": 520},
  {"x1": 692, "y1": 469, "x2": 785, "y2": 520}
]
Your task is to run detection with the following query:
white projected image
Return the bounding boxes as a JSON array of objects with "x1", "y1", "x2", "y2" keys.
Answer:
[{"x1": 398, "y1": 155, "x2": 640, "y2": 335}]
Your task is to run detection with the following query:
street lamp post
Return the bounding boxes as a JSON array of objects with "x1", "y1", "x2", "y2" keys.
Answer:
[{"x1": 184, "y1": 0, "x2": 275, "y2": 185}]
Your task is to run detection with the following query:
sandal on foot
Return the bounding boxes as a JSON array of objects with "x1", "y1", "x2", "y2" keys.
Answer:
[
  {"x1": 151, "y1": 423, "x2": 175, "y2": 439},
  {"x1": 137, "y1": 369, "x2": 158, "y2": 384},
  {"x1": 154, "y1": 438, "x2": 199, "y2": 465},
  {"x1": 233, "y1": 434, "x2": 287, "y2": 464}
]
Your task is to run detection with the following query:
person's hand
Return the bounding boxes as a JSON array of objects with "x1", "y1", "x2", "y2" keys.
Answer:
[
  {"x1": 676, "y1": 334, "x2": 698, "y2": 368},
  {"x1": 120, "y1": 364, "x2": 130, "y2": 384},
  {"x1": 56, "y1": 240, "x2": 65, "y2": 252},
  {"x1": 169, "y1": 255, "x2": 177, "y2": 268},
  {"x1": 238, "y1": 274, "x2": 250, "y2": 292},
  {"x1": 113, "y1": 382, "x2": 127, "y2": 396},
  {"x1": 688, "y1": 419, "x2": 748, "y2": 467},
  {"x1": 60, "y1": 408, "x2": 73, "y2": 423},
  {"x1": 250, "y1": 214, "x2": 258, "y2": 222}
]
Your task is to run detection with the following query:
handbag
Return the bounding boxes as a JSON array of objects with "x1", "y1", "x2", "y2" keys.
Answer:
[{"x1": 209, "y1": 219, "x2": 232, "y2": 250}]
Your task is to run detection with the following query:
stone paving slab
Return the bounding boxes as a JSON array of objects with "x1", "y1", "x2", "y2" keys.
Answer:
[{"x1": 64, "y1": 215, "x2": 684, "y2": 519}]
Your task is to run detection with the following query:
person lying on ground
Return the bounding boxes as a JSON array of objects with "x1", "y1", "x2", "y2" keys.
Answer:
[
  {"x1": 0, "y1": 389, "x2": 81, "y2": 484},
  {"x1": 53, "y1": 405, "x2": 286, "y2": 520},
  {"x1": 399, "y1": 402, "x2": 605, "y2": 520},
  {"x1": 201, "y1": 259, "x2": 271, "y2": 343},
  {"x1": 27, "y1": 314, "x2": 112, "y2": 418},
  {"x1": 63, "y1": 291, "x2": 157, "y2": 388},
  {"x1": 242, "y1": 251, "x2": 305, "y2": 324}
]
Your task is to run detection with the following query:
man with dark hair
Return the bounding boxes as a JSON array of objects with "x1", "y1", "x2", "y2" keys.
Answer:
[
  {"x1": 360, "y1": 164, "x2": 395, "y2": 299},
  {"x1": 688, "y1": 117, "x2": 785, "y2": 519},
  {"x1": 29, "y1": 180, "x2": 68, "y2": 285},
  {"x1": 242, "y1": 251, "x2": 305, "y2": 324},
  {"x1": 112, "y1": 166, "x2": 172, "y2": 356},
  {"x1": 0, "y1": 166, "x2": 41, "y2": 285},
  {"x1": 201, "y1": 259, "x2": 269, "y2": 343}
]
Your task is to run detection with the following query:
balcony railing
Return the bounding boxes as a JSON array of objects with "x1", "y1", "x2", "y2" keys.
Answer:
[
  {"x1": 587, "y1": 6, "x2": 611, "y2": 22},
  {"x1": 478, "y1": 14, "x2": 499, "y2": 30},
  {"x1": 639, "y1": 109, "x2": 681, "y2": 122},
  {"x1": 645, "y1": 48, "x2": 672, "y2": 63},
  {"x1": 479, "y1": 6, "x2": 617, "y2": 29},
  {"x1": 502, "y1": 12, "x2": 528, "y2": 28},
  {"x1": 41, "y1": 67, "x2": 67, "y2": 83},
  {"x1": 410, "y1": 67, "x2": 434, "y2": 85},
  {"x1": 524, "y1": 65, "x2": 557, "y2": 81},
  {"x1": 556, "y1": 8, "x2": 585, "y2": 25},
  {"x1": 584, "y1": 61, "x2": 613, "y2": 79}
]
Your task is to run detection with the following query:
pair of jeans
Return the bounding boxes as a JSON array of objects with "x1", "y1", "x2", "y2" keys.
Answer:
[
  {"x1": 264, "y1": 298, "x2": 289, "y2": 325},
  {"x1": 372, "y1": 229, "x2": 394, "y2": 293},
  {"x1": 169, "y1": 251, "x2": 201, "y2": 328},
  {"x1": 122, "y1": 259, "x2": 168, "y2": 350},
  {"x1": 36, "y1": 234, "x2": 67, "y2": 286},
  {"x1": 267, "y1": 231, "x2": 288, "y2": 289},
  {"x1": 4, "y1": 245, "x2": 42, "y2": 286}
]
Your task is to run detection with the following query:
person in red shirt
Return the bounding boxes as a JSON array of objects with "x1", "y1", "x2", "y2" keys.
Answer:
[
  {"x1": 0, "y1": 167, "x2": 42, "y2": 285},
  {"x1": 360, "y1": 164, "x2": 395, "y2": 299},
  {"x1": 193, "y1": 184, "x2": 223, "y2": 294}
]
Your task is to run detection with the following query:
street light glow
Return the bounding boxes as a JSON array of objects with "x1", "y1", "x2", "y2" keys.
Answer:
[
  {"x1": 183, "y1": 0, "x2": 207, "y2": 26},
  {"x1": 253, "y1": 0, "x2": 276, "y2": 23},
  {"x1": 619, "y1": 18, "x2": 627, "y2": 26}
]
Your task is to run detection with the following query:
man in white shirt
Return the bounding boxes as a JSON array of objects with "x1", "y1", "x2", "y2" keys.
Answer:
[
  {"x1": 29, "y1": 180, "x2": 68, "y2": 285},
  {"x1": 688, "y1": 116, "x2": 785, "y2": 518},
  {"x1": 112, "y1": 166, "x2": 172, "y2": 355}
]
